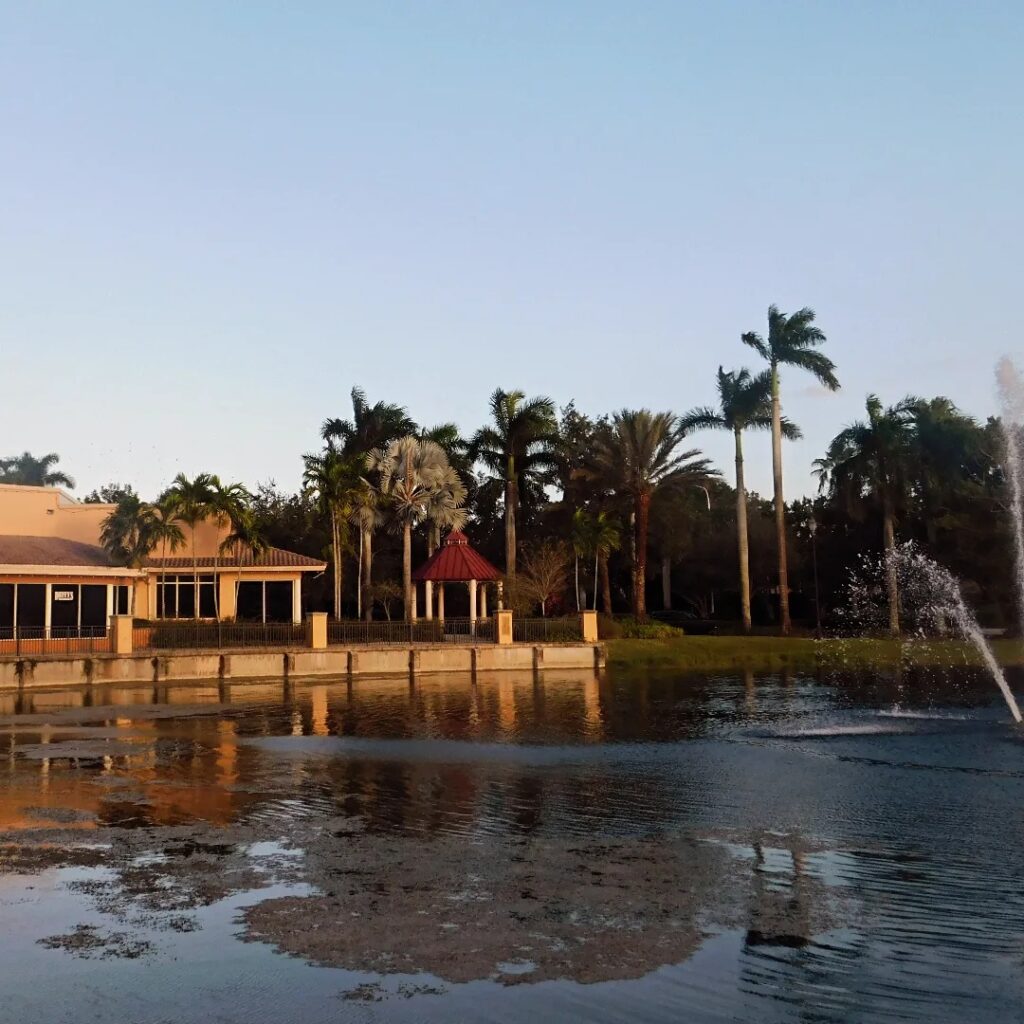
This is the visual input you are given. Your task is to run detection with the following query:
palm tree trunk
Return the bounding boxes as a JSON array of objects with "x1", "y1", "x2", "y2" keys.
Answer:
[
  {"x1": 661, "y1": 557, "x2": 672, "y2": 610},
  {"x1": 403, "y1": 521, "x2": 413, "y2": 622},
  {"x1": 331, "y1": 508, "x2": 341, "y2": 619},
  {"x1": 160, "y1": 537, "x2": 167, "y2": 620},
  {"x1": 192, "y1": 526, "x2": 199, "y2": 621},
  {"x1": 505, "y1": 457, "x2": 517, "y2": 577},
  {"x1": 599, "y1": 549, "x2": 613, "y2": 614},
  {"x1": 770, "y1": 365, "x2": 792, "y2": 634},
  {"x1": 633, "y1": 492, "x2": 650, "y2": 619},
  {"x1": 212, "y1": 541, "x2": 220, "y2": 622},
  {"x1": 357, "y1": 531, "x2": 362, "y2": 620},
  {"x1": 363, "y1": 526, "x2": 373, "y2": 622},
  {"x1": 735, "y1": 427, "x2": 752, "y2": 634},
  {"x1": 575, "y1": 554, "x2": 580, "y2": 611},
  {"x1": 593, "y1": 548, "x2": 599, "y2": 611},
  {"x1": 883, "y1": 500, "x2": 900, "y2": 638}
]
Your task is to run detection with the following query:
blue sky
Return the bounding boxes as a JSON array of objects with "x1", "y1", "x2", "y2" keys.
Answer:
[{"x1": 2, "y1": 2, "x2": 1021, "y2": 500}]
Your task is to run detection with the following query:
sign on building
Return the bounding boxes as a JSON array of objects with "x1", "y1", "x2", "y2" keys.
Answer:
[{"x1": 53, "y1": 590, "x2": 75, "y2": 602}]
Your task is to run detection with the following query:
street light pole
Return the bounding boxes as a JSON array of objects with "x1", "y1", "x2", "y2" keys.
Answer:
[{"x1": 809, "y1": 515, "x2": 821, "y2": 637}]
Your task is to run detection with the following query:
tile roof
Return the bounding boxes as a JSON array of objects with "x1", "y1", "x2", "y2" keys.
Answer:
[
  {"x1": 0, "y1": 535, "x2": 119, "y2": 567},
  {"x1": 145, "y1": 545, "x2": 326, "y2": 570},
  {"x1": 412, "y1": 531, "x2": 502, "y2": 582}
]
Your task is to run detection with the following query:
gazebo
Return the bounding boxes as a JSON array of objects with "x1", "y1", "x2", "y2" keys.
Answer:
[{"x1": 411, "y1": 531, "x2": 502, "y2": 624}]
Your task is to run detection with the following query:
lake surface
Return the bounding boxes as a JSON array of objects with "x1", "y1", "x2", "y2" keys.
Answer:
[{"x1": 1, "y1": 665, "x2": 1022, "y2": 1023}]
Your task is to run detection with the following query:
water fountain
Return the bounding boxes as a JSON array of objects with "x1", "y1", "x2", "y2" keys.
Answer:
[{"x1": 996, "y1": 356, "x2": 1024, "y2": 639}]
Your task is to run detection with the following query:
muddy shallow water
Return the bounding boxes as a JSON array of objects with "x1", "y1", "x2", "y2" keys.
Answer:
[{"x1": 1, "y1": 666, "x2": 1022, "y2": 1022}]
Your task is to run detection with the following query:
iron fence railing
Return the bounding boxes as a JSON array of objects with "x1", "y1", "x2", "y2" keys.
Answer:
[
  {"x1": 512, "y1": 617, "x2": 584, "y2": 643},
  {"x1": 327, "y1": 617, "x2": 496, "y2": 645},
  {"x1": 133, "y1": 621, "x2": 306, "y2": 651},
  {"x1": 0, "y1": 626, "x2": 110, "y2": 656}
]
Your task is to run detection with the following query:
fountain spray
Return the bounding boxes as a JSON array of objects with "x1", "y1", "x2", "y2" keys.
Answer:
[{"x1": 996, "y1": 357, "x2": 1024, "y2": 641}]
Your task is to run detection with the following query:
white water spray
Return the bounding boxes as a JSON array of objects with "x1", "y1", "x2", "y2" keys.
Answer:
[{"x1": 996, "y1": 356, "x2": 1024, "y2": 639}]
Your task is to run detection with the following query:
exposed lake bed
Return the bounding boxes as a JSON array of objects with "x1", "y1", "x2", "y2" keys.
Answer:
[{"x1": 1, "y1": 669, "x2": 1022, "y2": 1022}]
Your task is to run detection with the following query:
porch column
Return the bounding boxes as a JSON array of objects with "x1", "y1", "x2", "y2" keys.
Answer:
[
  {"x1": 468, "y1": 578, "x2": 478, "y2": 636},
  {"x1": 292, "y1": 578, "x2": 302, "y2": 624},
  {"x1": 480, "y1": 584, "x2": 488, "y2": 619},
  {"x1": 44, "y1": 583, "x2": 52, "y2": 638},
  {"x1": 105, "y1": 584, "x2": 114, "y2": 624},
  {"x1": 424, "y1": 580, "x2": 433, "y2": 620},
  {"x1": 437, "y1": 583, "x2": 445, "y2": 622},
  {"x1": 127, "y1": 584, "x2": 134, "y2": 619}
]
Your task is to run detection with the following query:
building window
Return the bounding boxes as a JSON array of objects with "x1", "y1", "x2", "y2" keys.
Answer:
[{"x1": 157, "y1": 574, "x2": 216, "y2": 619}]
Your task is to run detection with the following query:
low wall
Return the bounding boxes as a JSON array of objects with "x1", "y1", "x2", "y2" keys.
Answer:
[{"x1": 0, "y1": 643, "x2": 605, "y2": 691}]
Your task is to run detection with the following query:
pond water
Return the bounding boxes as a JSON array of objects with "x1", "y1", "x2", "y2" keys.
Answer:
[{"x1": 1, "y1": 666, "x2": 1022, "y2": 1023}]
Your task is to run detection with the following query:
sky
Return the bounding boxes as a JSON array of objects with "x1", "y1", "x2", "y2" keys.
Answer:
[{"x1": 2, "y1": 1, "x2": 1022, "y2": 501}]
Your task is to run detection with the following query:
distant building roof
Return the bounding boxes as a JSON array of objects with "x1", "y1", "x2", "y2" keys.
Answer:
[
  {"x1": 0, "y1": 535, "x2": 119, "y2": 567},
  {"x1": 412, "y1": 531, "x2": 502, "y2": 582},
  {"x1": 145, "y1": 546, "x2": 326, "y2": 570}
]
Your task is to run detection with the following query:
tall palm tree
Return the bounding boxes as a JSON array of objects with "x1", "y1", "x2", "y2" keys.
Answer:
[
  {"x1": 207, "y1": 478, "x2": 251, "y2": 621},
  {"x1": 0, "y1": 451, "x2": 74, "y2": 488},
  {"x1": 162, "y1": 473, "x2": 214, "y2": 618},
  {"x1": 682, "y1": 367, "x2": 802, "y2": 633},
  {"x1": 149, "y1": 498, "x2": 185, "y2": 620},
  {"x1": 322, "y1": 387, "x2": 415, "y2": 455},
  {"x1": 303, "y1": 450, "x2": 360, "y2": 619},
  {"x1": 570, "y1": 508, "x2": 592, "y2": 611},
  {"x1": 814, "y1": 395, "x2": 917, "y2": 637},
  {"x1": 220, "y1": 506, "x2": 268, "y2": 620},
  {"x1": 743, "y1": 305, "x2": 839, "y2": 634},
  {"x1": 590, "y1": 410, "x2": 714, "y2": 618},
  {"x1": 100, "y1": 495, "x2": 157, "y2": 616},
  {"x1": 471, "y1": 389, "x2": 558, "y2": 577},
  {"x1": 370, "y1": 436, "x2": 460, "y2": 621}
]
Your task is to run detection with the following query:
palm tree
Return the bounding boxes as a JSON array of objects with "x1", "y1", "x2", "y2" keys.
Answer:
[
  {"x1": 743, "y1": 305, "x2": 839, "y2": 634},
  {"x1": 0, "y1": 451, "x2": 74, "y2": 488},
  {"x1": 570, "y1": 509, "x2": 591, "y2": 611},
  {"x1": 814, "y1": 395, "x2": 917, "y2": 636},
  {"x1": 149, "y1": 498, "x2": 185, "y2": 619},
  {"x1": 220, "y1": 507, "x2": 268, "y2": 620},
  {"x1": 471, "y1": 389, "x2": 558, "y2": 577},
  {"x1": 589, "y1": 512, "x2": 622, "y2": 613},
  {"x1": 591, "y1": 411, "x2": 714, "y2": 618},
  {"x1": 322, "y1": 387, "x2": 415, "y2": 455},
  {"x1": 682, "y1": 367, "x2": 801, "y2": 633},
  {"x1": 100, "y1": 495, "x2": 157, "y2": 615},
  {"x1": 350, "y1": 482, "x2": 381, "y2": 621},
  {"x1": 162, "y1": 473, "x2": 214, "y2": 618},
  {"x1": 207, "y1": 478, "x2": 251, "y2": 621},
  {"x1": 370, "y1": 436, "x2": 461, "y2": 621},
  {"x1": 303, "y1": 450, "x2": 360, "y2": 619}
]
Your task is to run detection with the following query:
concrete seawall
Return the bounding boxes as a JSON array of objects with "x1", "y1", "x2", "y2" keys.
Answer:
[{"x1": 0, "y1": 643, "x2": 606, "y2": 690}]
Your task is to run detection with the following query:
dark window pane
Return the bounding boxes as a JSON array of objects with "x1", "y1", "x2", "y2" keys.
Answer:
[
  {"x1": 50, "y1": 585, "x2": 78, "y2": 630},
  {"x1": 117, "y1": 586, "x2": 129, "y2": 615},
  {"x1": 17, "y1": 585, "x2": 46, "y2": 629},
  {"x1": 0, "y1": 584, "x2": 14, "y2": 631},
  {"x1": 265, "y1": 581, "x2": 293, "y2": 623},
  {"x1": 199, "y1": 584, "x2": 216, "y2": 618},
  {"x1": 236, "y1": 581, "x2": 262, "y2": 621},
  {"x1": 81, "y1": 585, "x2": 107, "y2": 629},
  {"x1": 177, "y1": 584, "x2": 195, "y2": 618}
]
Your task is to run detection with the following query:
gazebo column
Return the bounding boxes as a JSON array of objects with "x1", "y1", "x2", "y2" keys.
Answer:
[
  {"x1": 411, "y1": 584, "x2": 418, "y2": 621},
  {"x1": 468, "y1": 578, "x2": 478, "y2": 636},
  {"x1": 437, "y1": 583, "x2": 445, "y2": 623},
  {"x1": 424, "y1": 580, "x2": 433, "y2": 620},
  {"x1": 480, "y1": 584, "x2": 488, "y2": 619}
]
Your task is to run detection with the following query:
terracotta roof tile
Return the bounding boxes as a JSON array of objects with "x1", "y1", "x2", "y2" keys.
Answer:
[
  {"x1": 145, "y1": 545, "x2": 326, "y2": 570},
  {"x1": 0, "y1": 535, "x2": 119, "y2": 567},
  {"x1": 412, "y1": 531, "x2": 502, "y2": 582}
]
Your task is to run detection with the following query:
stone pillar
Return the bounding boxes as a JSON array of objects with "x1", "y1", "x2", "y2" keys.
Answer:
[
  {"x1": 496, "y1": 609, "x2": 513, "y2": 645},
  {"x1": 437, "y1": 583, "x2": 445, "y2": 622},
  {"x1": 581, "y1": 609, "x2": 599, "y2": 643},
  {"x1": 424, "y1": 580, "x2": 433, "y2": 620},
  {"x1": 307, "y1": 611, "x2": 328, "y2": 650},
  {"x1": 44, "y1": 583, "x2": 52, "y2": 638},
  {"x1": 111, "y1": 615, "x2": 134, "y2": 656}
]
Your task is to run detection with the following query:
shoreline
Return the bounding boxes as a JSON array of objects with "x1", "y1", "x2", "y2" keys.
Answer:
[{"x1": 606, "y1": 636, "x2": 1024, "y2": 673}]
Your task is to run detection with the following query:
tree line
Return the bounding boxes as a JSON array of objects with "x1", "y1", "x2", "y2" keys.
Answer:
[{"x1": 4, "y1": 304, "x2": 1019, "y2": 633}]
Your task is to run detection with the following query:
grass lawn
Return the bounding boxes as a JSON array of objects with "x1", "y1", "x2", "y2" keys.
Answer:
[{"x1": 605, "y1": 635, "x2": 1024, "y2": 673}]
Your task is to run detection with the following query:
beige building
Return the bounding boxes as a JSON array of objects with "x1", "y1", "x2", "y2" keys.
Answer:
[{"x1": 0, "y1": 485, "x2": 325, "y2": 635}]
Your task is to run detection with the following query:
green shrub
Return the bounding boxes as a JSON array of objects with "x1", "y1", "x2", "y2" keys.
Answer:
[{"x1": 598, "y1": 615, "x2": 683, "y2": 640}]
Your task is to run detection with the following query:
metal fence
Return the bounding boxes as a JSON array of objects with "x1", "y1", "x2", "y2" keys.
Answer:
[
  {"x1": 327, "y1": 617, "x2": 496, "y2": 646},
  {"x1": 133, "y1": 621, "x2": 307, "y2": 651},
  {"x1": 0, "y1": 626, "x2": 110, "y2": 656},
  {"x1": 512, "y1": 617, "x2": 584, "y2": 643}
]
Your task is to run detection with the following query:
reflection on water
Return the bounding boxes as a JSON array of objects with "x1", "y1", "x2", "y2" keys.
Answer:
[{"x1": 0, "y1": 666, "x2": 1023, "y2": 1023}]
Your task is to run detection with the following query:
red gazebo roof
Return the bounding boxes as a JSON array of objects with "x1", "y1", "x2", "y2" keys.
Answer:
[{"x1": 412, "y1": 531, "x2": 502, "y2": 583}]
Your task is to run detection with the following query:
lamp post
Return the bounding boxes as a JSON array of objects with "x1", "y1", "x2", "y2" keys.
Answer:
[{"x1": 808, "y1": 514, "x2": 821, "y2": 637}]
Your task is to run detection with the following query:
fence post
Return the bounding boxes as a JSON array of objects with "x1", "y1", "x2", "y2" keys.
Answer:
[
  {"x1": 307, "y1": 612, "x2": 328, "y2": 650},
  {"x1": 111, "y1": 615, "x2": 134, "y2": 656},
  {"x1": 580, "y1": 610, "x2": 598, "y2": 643},
  {"x1": 496, "y1": 609, "x2": 513, "y2": 646}
]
